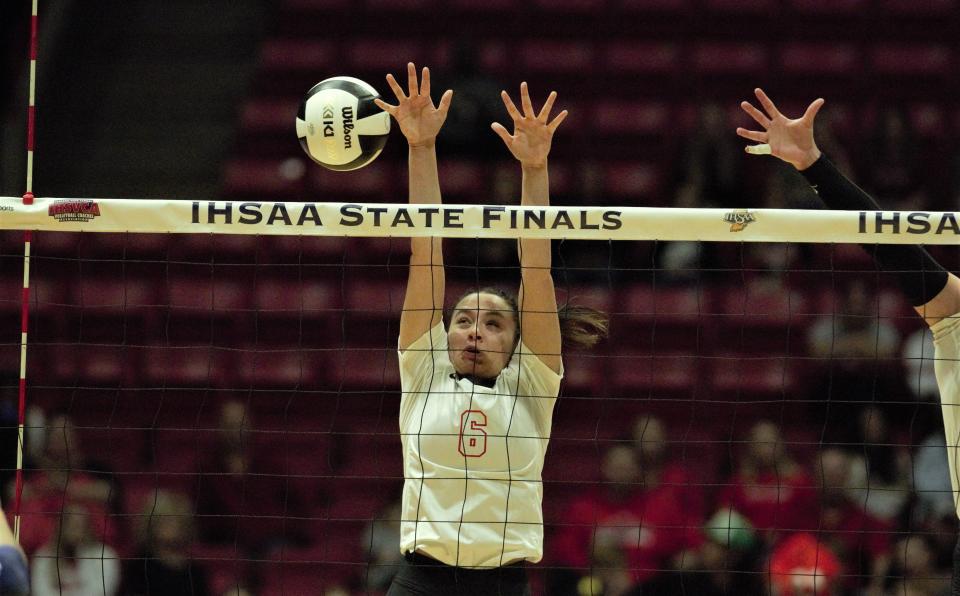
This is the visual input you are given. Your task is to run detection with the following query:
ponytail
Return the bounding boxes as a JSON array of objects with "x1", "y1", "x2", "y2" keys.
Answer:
[{"x1": 558, "y1": 303, "x2": 608, "y2": 350}]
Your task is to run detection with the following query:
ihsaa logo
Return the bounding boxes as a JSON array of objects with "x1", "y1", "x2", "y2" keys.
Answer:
[
  {"x1": 48, "y1": 200, "x2": 101, "y2": 223},
  {"x1": 723, "y1": 210, "x2": 756, "y2": 232}
]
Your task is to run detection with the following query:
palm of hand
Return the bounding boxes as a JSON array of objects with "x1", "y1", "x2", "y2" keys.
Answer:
[
  {"x1": 507, "y1": 121, "x2": 553, "y2": 165},
  {"x1": 394, "y1": 95, "x2": 445, "y2": 146},
  {"x1": 769, "y1": 117, "x2": 816, "y2": 166}
]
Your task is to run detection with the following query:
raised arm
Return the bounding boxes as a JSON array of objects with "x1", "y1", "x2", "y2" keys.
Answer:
[
  {"x1": 737, "y1": 88, "x2": 957, "y2": 327},
  {"x1": 375, "y1": 63, "x2": 453, "y2": 350},
  {"x1": 492, "y1": 83, "x2": 567, "y2": 373}
]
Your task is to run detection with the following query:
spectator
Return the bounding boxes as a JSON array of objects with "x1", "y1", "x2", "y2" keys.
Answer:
[
  {"x1": 31, "y1": 502, "x2": 120, "y2": 596},
  {"x1": 767, "y1": 532, "x2": 842, "y2": 596},
  {"x1": 123, "y1": 489, "x2": 210, "y2": 596},
  {"x1": 813, "y1": 448, "x2": 891, "y2": 594},
  {"x1": 550, "y1": 445, "x2": 702, "y2": 595},
  {"x1": 196, "y1": 400, "x2": 298, "y2": 554},
  {"x1": 887, "y1": 535, "x2": 951, "y2": 596},
  {"x1": 632, "y1": 415, "x2": 704, "y2": 519},
  {"x1": 362, "y1": 500, "x2": 402, "y2": 592},
  {"x1": 844, "y1": 405, "x2": 912, "y2": 523},
  {"x1": 643, "y1": 508, "x2": 763, "y2": 596},
  {"x1": 912, "y1": 432, "x2": 954, "y2": 527},
  {"x1": 18, "y1": 412, "x2": 119, "y2": 555},
  {"x1": 807, "y1": 279, "x2": 902, "y2": 441},
  {"x1": 718, "y1": 420, "x2": 817, "y2": 545}
]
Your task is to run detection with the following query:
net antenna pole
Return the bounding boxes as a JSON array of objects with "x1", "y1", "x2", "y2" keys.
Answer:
[{"x1": 14, "y1": 0, "x2": 40, "y2": 543}]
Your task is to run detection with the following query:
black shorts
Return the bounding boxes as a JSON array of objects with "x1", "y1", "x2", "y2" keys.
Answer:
[{"x1": 386, "y1": 552, "x2": 531, "y2": 596}]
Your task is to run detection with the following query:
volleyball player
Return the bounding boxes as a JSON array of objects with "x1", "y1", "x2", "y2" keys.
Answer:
[
  {"x1": 737, "y1": 87, "x2": 960, "y2": 594},
  {"x1": 373, "y1": 62, "x2": 606, "y2": 595},
  {"x1": 0, "y1": 502, "x2": 30, "y2": 595}
]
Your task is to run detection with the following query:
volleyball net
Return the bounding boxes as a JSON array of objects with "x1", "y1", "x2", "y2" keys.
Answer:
[{"x1": 2, "y1": 199, "x2": 957, "y2": 594}]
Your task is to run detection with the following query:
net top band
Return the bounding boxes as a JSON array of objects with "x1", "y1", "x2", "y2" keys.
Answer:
[{"x1": 2, "y1": 197, "x2": 958, "y2": 244}]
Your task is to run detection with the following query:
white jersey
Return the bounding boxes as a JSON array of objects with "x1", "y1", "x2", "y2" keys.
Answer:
[
  {"x1": 397, "y1": 322, "x2": 563, "y2": 568},
  {"x1": 933, "y1": 313, "x2": 960, "y2": 517}
]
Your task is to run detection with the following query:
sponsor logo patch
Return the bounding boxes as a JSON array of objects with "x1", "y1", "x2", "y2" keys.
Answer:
[
  {"x1": 723, "y1": 210, "x2": 756, "y2": 232},
  {"x1": 48, "y1": 200, "x2": 101, "y2": 222}
]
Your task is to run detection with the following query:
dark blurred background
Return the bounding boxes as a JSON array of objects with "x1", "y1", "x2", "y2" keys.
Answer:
[{"x1": 1, "y1": 1, "x2": 960, "y2": 595}]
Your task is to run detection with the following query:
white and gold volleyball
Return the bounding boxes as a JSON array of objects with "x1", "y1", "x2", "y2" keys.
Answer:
[{"x1": 296, "y1": 76, "x2": 390, "y2": 171}]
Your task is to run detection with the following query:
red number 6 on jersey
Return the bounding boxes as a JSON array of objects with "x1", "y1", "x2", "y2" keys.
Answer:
[{"x1": 458, "y1": 410, "x2": 488, "y2": 458}]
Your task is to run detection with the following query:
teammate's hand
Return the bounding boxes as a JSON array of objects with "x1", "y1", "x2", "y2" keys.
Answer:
[
  {"x1": 737, "y1": 88, "x2": 824, "y2": 170},
  {"x1": 491, "y1": 82, "x2": 567, "y2": 169},
  {"x1": 375, "y1": 62, "x2": 453, "y2": 149}
]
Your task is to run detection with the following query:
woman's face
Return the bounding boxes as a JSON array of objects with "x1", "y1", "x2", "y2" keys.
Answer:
[{"x1": 448, "y1": 292, "x2": 517, "y2": 380}]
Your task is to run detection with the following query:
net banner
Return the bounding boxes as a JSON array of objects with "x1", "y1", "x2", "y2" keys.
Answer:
[{"x1": 1, "y1": 196, "x2": 959, "y2": 243}]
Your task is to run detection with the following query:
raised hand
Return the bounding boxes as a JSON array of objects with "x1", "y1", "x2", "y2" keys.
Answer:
[
  {"x1": 491, "y1": 82, "x2": 567, "y2": 168},
  {"x1": 374, "y1": 62, "x2": 453, "y2": 148},
  {"x1": 737, "y1": 88, "x2": 825, "y2": 170}
]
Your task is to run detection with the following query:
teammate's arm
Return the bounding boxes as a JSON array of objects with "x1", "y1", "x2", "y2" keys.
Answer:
[
  {"x1": 492, "y1": 83, "x2": 567, "y2": 374},
  {"x1": 736, "y1": 87, "x2": 957, "y2": 327},
  {"x1": 375, "y1": 63, "x2": 454, "y2": 350}
]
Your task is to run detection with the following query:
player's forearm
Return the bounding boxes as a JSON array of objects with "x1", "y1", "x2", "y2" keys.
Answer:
[
  {"x1": 800, "y1": 155, "x2": 948, "y2": 308},
  {"x1": 408, "y1": 144, "x2": 443, "y2": 262},
  {"x1": 518, "y1": 163, "x2": 551, "y2": 272}
]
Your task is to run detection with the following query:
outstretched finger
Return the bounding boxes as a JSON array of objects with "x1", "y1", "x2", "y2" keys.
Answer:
[
  {"x1": 373, "y1": 98, "x2": 396, "y2": 115},
  {"x1": 736, "y1": 127, "x2": 767, "y2": 143},
  {"x1": 490, "y1": 122, "x2": 513, "y2": 145},
  {"x1": 437, "y1": 89, "x2": 454, "y2": 117},
  {"x1": 538, "y1": 91, "x2": 557, "y2": 123},
  {"x1": 754, "y1": 88, "x2": 782, "y2": 119},
  {"x1": 520, "y1": 82, "x2": 534, "y2": 118},
  {"x1": 385, "y1": 73, "x2": 407, "y2": 102},
  {"x1": 420, "y1": 66, "x2": 431, "y2": 100},
  {"x1": 407, "y1": 62, "x2": 418, "y2": 97},
  {"x1": 501, "y1": 90, "x2": 522, "y2": 122},
  {"x1": 802, "y1": 98, "x2": 825, "y2": 125},
  {"x1": 740, "y1": 101, "x2": 771, "y2": 128},
  {"x1": 547, "y1": 109, "x2": 568, "y2": 133}
]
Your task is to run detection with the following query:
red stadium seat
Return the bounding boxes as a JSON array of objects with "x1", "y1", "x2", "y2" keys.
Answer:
[
  {"x1": 327, "y1": 347, "x2": 401, "y2": 389},
  {"x1": 519, "y1": 41, "x2": 595, "y2": 72},
  {"x1": 143, "y1": 345, "x2": 235, "y2": 387},
  {"x1": 787, "y1": 0, "x2": 867, "y2": 11},
  {"x1": 779, "y1": 42, "x2": 860, "y2": 75},
  {"x1": 438, "y1": 160, "x2": 484, "y2": 199},
  {"x1": 708, "y1": 353, "x2": 799, "y2": 395},
  {"x1": 618, "y1": 0, "x2": 689, "y2": 10},
  {"x1": 70, "y1": 277, "x2": 158, "y2": 308},
  {"x1": 239, "y1": 99, "x2": 299, "y2": 134},
  {"x1": 609, "y1": 352, "x2": 700, "y2": 394},
  {"x1": 591, "y1": 100, "x2": 671, "y2": 135},
  {"x1": 222, "y1": 159, "x2": 304, "y2": 197},
  {"x1": 236, "y1": 348, "x2": 319, "y2": 388},
  {"x1": 690, "y1": 42, "x2": 768, "y2": 74},
  {"x1": 477, "y1": 39, "x2": 511, "y2": 72},
  {"x1": 870, "y1": 44, "x2": 952, "y2": 76},
  {"x1": 258, "y1": 40, "x2": 338, "y2": 72},
  {"x1": 259, "y1": 545, "x2": 356, "y2": 595},
  {"x1": 602, "y1": 162, "x2": 662, "y2": 200},
  {"x1": 703, "y1": 0, "x2": 775, "y2": 10},
  {"x1": 879, "y1": 0, "x2": 954, "y2": 13},
  {"x1": 310, "y1": 161, "x2": 397, "y2": 201},
  {"x1": 908, "y1": 103, "x2": 948, "y2": 139},
  {"x1": 345, "y1": 39, "x2": 428, "y2": 71},
  {"x1": 533, "y1": 0, "x2": 607, "y2": 9}
]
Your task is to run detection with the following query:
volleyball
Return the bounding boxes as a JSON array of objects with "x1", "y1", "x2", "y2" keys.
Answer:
[{"x1": 295, "y1": 76, "x2": 391, "y2": 171}]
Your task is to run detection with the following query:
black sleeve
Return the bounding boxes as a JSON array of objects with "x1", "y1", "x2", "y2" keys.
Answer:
[{"x1": 797, "y1": 155, "x2": 948, "y2": 307}]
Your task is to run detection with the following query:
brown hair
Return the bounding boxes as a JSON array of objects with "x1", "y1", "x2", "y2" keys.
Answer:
[{"x1": 450, "y1": 287, "x2": 608, "y2": 351}]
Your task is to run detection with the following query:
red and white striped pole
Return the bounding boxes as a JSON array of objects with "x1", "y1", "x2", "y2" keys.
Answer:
[{"x1": 14, "y1": 0, "x2": 39, "y2": 541}]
